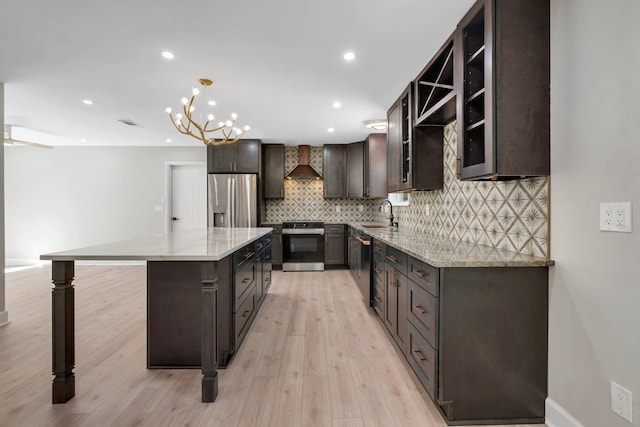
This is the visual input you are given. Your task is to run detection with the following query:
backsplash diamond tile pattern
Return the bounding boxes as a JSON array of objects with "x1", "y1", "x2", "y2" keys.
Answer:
[
  {"x1": 265, "y1": 146, "x2": 375, "y2": 223},
  {"x1": 375, "y1": 122, "x2": 550, "y2": 258},
  {"x1": 265, "y1": 124, "x2": 549, "y2": 258}
]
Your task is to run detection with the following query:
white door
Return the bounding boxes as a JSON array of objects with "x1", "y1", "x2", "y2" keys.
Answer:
[{"x1": 169, "y1": 163, "x2": 206, "y2": 232}]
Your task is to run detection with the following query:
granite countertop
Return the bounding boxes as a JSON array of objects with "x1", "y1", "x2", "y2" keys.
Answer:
[
  {"x1": 349, "y1": 223, "x2": 554, "y2": 268},
  {"x1": 40, "y1": 227, "x2": 273, "y2": 262}
]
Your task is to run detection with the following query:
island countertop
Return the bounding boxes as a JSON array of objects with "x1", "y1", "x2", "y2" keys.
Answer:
[
  {"x1": 40, "y1": 227, "x2": 273, "y2": 262},
  {"x1": 349, "y1": 223, "x2": 554, "y2": 268}
]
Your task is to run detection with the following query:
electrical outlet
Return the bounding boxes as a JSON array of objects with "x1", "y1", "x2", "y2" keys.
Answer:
[
  {"x1": 335, "y1": 205, "x2": 340, "y2": 213},
  {"x1": 611, "y1": 381, "x2": 633, "y2": 423},
  {"x1": 425, "y1": 204, "x2": 430, "y2": 216},
  {"x1": 358, "y1": 204, "x2": 364, "y2": 212},
  {"x1": 600, "y1": 202, "x2": 632, "y2": 232}
]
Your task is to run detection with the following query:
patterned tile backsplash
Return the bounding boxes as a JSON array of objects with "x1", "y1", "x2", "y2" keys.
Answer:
[
  {"x1": 373, "y1": 122, "x2": 550, "y2": 258},
  {"x1": 264, "y1": 146, "x2": 376, "y2": 223},
  {"x1": 265, "y1": 122, "x2": 549, "y2": 258}
]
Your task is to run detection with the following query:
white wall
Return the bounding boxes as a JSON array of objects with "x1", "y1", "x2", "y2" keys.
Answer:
[
  {"x1": 549, "y1": 1, "x2": 640, "y2": 426},
  {"x1": 1, "y1": 82, "x2": 8, "y2": 325},
  {"x1": 4, "y1": 146, "x2": 204, "y2": 262}
]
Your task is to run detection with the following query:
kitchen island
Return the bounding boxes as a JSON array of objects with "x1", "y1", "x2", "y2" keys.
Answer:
[{"x1": 40, "y1": 227, "x2": 272, "y2": 404}]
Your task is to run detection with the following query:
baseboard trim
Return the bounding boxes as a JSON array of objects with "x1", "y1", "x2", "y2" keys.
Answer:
[{"x1": 546, "y1": 398, "x2": 585, "y2": 427}]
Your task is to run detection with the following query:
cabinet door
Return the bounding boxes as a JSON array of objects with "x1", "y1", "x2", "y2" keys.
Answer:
[
  {"x1": 365, "y1": 134, "x2": 387, "y2": 198},
  {"x1": 208, "y1": 144, "x2": 237, "y2": 173},
  {"x1": 324, "y1": 233, "x2": 345, "y2": 265},
  {"x1": 385, "y1": 265, "x2": 397, "y2": 333},
  {"x1": 323, "y1": 144, "x2": 346, "y2": 198},
  {"x1": 236, "y1": 140, "x2": 261, "y2": 173},
  {"x1": 396, "y1": 271, "x2": 408, "y2": 352},
  {"x1": 386, "y1": 100, "x2": 401, "y2": 192},
  {"x1": 347, "y1": 142, "x2": 364, "y2": 198},
  {"x1": 398, "y1": 85, "x2": 413, "y2": 191},
  {"x1": 271, "y1": 232, "x2": 282, "y2": 265},
  {"x1": 263, "y1": 144, "x2": 285, "y2": 198}
]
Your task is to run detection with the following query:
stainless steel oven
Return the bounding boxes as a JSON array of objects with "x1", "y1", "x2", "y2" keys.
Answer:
[{"x1": 282, "y1": 221, "x2": 324, "y2": 271}]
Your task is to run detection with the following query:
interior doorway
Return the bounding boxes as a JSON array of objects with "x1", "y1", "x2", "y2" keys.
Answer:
[{"x1": 165, "y1": 162, "x2": 206, "y2": 235}]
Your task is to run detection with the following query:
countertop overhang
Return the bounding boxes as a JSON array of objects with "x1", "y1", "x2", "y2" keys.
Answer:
[
  {"x1": 40, "y1": 227, "x2": 274, "y2": 262},
  {"x1": 350, "y1": 223, "x2": 554, "y2": 268}
]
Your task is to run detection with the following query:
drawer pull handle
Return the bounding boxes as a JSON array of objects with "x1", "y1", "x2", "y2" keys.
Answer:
[
  {"x1": 242, "y1": 278, "x2": 251, "y2": 284},
  {"x1": 242, "y1": 309, "x2": 252, "y2": 318},
  {"x1": 413, "y1": 304, "x2": 426, "y2": 315},
  {"x1": 414, "y1": 269, "x2": 428, "y2": 278},
  {"x1": 265, "y1": 278, "x2": 270, "y2": 282},
  {"x1": 413, "y1": 349, "x2": 428, "y2": 362},
  {"x1": 386, "y1": 255, "x2": 398, "y2": 262},
  {"x1": 374, "y1": 268, "x2": 383, "y2": 274},
  {"x1": 375, "y1": 296, "x2": 383, "y2": 303}
]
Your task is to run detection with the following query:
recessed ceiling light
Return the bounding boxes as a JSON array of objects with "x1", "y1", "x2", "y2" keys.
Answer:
[
  {"x1": 332, "y1": 101, "x2": 341, "y2": 109},
  {"x1": 165, "y1": 138, "x2": 172, "y2": 143},
  {"x1": 161, "y1": 51, "x2": 175, "y2": 60},
  {"x1": 82, "y1": 99, "x2": 93, "y2": 105},
  {"x1": 327, "y1": 127, "x2": 335, "y2": 133},
  {"x1": 208, "y1": 100, "x2": 216, "y2": 106},
  {"x1": 80, "y1": 138, "x2": 87, "y2": 143},
  {"x1": 343, "y1": 51, "x2": 355, "y2": 61}
]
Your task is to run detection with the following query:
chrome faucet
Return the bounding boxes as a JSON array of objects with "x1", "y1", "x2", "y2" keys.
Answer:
[{"x1": 379, "y1": 199, "x2": 397, "y2": 229}]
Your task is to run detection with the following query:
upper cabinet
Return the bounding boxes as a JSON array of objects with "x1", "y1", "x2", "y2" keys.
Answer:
[
  {"x1": 347, "y1": 142, "x2": 364, "y2": 198},
  {"x1": 414, "y1": 34, "x2": 456, "y2": 126},
  {"x1": 363, "y1": 133, "x2": 387, "y2": 198},
  {"x1": 262, "y1": 144, "x2": 285, "y2": 199},
  {"x1": 387, "y1": 84, "x2": 443, "y2": 192},
  {"x1": 323, "y1": 144, "x2": 346, "y2": 199},
  {"x1": 208, "y1": 139, "x2": 261, "y2": 173},
  {"x1": 456, "y1": 0, "x2": 550, "y2": 180}
]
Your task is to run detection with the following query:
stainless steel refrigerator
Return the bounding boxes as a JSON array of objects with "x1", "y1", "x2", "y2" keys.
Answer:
[{"x1": 207, "y1": 174, "x2": 257, "y2": 227}]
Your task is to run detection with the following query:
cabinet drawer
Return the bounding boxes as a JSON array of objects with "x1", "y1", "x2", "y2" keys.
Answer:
[
  {"x1": 385, "y1": 246, "x2": 407, "y2": 275},
  {"x1": 408, "y1": 257, "x2": 439, "y2": 297},
  {"x1": 235, "y1": 262, "x2": 256, "y2": 310},
  {"x1": 373, "y1": 282, "x2": 385, "y2": 319},
  {"x1": 234, "y1": 244, "x2": 256, "y2": 266},
  {"x1": 234, "y1": 286, "x2": 256, "y2": 345},
  {"x1": 324, "y1": 224, "x2": 345, "y2": 234},
  {"x1": 373, "y1": 239, "x2": 385, "y2": 257},
  {"x1": 408, "y1": 280, "x2": 439, "y2": 348},
  {"x1": 407, "y1": 322, "x2": 437, "y2": 400}
]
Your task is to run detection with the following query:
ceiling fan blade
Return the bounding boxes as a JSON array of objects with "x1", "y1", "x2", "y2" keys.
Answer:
[{"x1": 4, "y1": 137, "x2": 54, "y2": 149}]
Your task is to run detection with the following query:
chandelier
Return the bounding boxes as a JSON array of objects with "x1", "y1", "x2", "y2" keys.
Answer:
[{"x1": 166, "y1": 78, "x2": 249, "y2": 145}]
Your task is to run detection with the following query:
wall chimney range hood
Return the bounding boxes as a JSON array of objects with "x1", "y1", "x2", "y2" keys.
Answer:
[{"x1": 286, "y1": 145, "x2": 322, "y2": 180}]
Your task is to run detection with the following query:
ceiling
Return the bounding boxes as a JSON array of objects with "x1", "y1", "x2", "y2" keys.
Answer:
[{"x1": 0, "y1": 0, "x2": 475, "y2": 147}]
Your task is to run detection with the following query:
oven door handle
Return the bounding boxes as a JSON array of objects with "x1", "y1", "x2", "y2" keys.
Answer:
[{"x1": 282, "y1": 229, "x2": 325, "y2": 235}]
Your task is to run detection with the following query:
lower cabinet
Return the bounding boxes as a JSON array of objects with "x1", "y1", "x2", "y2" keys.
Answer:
[
  {"x1": 370, "y1": 238, "x2": 549, "y2": 424},
  {"x1": 324, "y1": 224, "x2": 346, "y2": 265},
  {"x1": 146, "y1": 233, "x2": 272, "y2": 369}
]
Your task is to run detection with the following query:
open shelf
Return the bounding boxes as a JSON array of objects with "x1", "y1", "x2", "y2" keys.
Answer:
[{"x1": 415, "y1": 37, "x2": 455, "y2": 126}]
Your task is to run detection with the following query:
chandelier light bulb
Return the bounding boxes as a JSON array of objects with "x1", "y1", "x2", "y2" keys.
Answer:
[
  {"x1": 244, "y1": 125, "x2": 250, "y2": 131},
  {"x1": 165, "y1": 107, "x2": 172, "y2": 113},
  {"x1": 176, "y1": 113, "x2": 183, "y2": 119},
  {"x1": 192, "y1": 87, "x2": 200, "y2": 96},
  {"x1": 226, "y1": 120, "x2": 233, "y2": 127},
  {"x1": 181, "y1": 97, "x2": 188, "y2": 105},
  {"x1": 189, "y1": 105, "x2": 195, "y2": 113},
  {"x1": 207, "y1": 114, "x2": 214, "y2": 121},
  {"x1": 218, "y1": 121, "x2": 225, "y2": 127},
  {"x1": 231, "y1": 112, "x2": 238, "y2": 120}
]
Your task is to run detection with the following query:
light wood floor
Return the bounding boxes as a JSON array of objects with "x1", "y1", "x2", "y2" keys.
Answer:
[{"x1": 1, "y1": 265, "x2": 546, "y2": 427}]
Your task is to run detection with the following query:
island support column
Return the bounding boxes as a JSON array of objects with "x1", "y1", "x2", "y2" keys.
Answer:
[
  {"x1": 51, "y1": 260, "x2": 75, "y2": 403},
  {"x1": 201, "y1": 261, "x2": 218, "y2": 402}
]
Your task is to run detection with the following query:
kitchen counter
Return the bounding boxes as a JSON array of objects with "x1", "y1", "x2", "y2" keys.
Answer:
[
  {"x1": 40, "y1": 227, "x2": 273, "y2": 405},
  {"x1": 349, "y1": 223, "x2": 554, "y2": 268}
]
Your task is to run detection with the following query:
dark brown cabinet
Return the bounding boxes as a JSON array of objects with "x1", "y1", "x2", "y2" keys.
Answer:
[
  {"x1": 387, "y1": 84, "x2": 443, "y2": 192},
  {"x1": 324, "y1": 224, "x2": 346, "y2": 265},
  {"x1": 262, "y1": 224, "x2": 282, "y2": 267},
  {"x1": 383, "y1": 246, "x2": 408, "y2": 353},
  {"x1": 363, "y1": 133, "x2": 387, "y2": 198},
  {"x1": 207, "y1": 139, "x2": 261, "y2": 173},
  {"x1": 262, "y1": 144, "x2": 285, "y2": 198},
  {"x1": 456, "y1": 0, "x2": 550, "y2": 180},
  {"x1": 322, "y1": 144, "x2": 346, "y2": 198},
  {"x1": 347, "y1": 142, "x2": 364, "y2": 198}
]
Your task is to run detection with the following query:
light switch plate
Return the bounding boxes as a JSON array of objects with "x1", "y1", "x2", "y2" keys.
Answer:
[{"x1": 600, "y1": 202, "x2": 632, "y2": 232}]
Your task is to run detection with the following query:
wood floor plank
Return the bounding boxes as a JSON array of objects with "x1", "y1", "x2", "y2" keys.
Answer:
[{"x1": 0, "y1": 265, "x2": 547, "y2": 427}]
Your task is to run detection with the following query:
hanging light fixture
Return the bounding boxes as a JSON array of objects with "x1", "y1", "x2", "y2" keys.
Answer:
[{"x1": 166, "y1": 78, "x2": 250, "y2": 145}]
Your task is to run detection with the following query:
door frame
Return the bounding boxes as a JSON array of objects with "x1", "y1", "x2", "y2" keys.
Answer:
[{"x1": 164, "y1": 161, "x2": 207, "y2": 237}]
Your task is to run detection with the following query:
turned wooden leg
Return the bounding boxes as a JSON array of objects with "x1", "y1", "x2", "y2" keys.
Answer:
[
  {"x1": 201, "y1": 261, "x2": 218, "y2": 402},
  {"x1": 51, "y1": 261, "x2": 75, "y2": 403}
]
